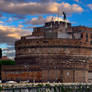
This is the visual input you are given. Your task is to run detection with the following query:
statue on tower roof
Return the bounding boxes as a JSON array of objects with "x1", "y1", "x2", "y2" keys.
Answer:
[{"x1": 63, "y1": 12, "x2": 66, "y2": 20}]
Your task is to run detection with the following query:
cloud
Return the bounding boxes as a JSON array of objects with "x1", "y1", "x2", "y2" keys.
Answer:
[
  {"x1": 13, "y1": 15, "x2": 26, "y2": 19},
  {"x1": 29, "y1": 16, "x2": 46, "y2": 25},
  {"x1": 18, "y1": 25, "x2": 24, "y2": 28},
  {"x1": 74, "y1": 0, "x2": 79, "y2": 2},
  {"x1": 0, "y1": 1, "x2": 83, "y2": 15},
  {"x1": 26, "y1": 16, "x2": 69, "y2": 25},
  {"x1": 3, "y1": 0, "x2": 29, "y2": 3},
  {"x1": 0, "y1": 21, "x2": 4, "y2": 24},
  {"x1": 24, "y1": 26, "x2": 34, "y2": 29},
  {"x1": 39, "y1": 0, "x2": 54, "y2": 3},
  {"x1": 6, "y1": 16, "x2": 26, "y2": 23},
  {"x1": 61, "y1": 3, "x2": 83, "y2": 13},
  {"x1": 2, "y1": 46, "x2": 15, "y2": 59},
  {"x1": 88, "y1": 4, "x2": 92, "y2": 10},
  {"x1": 6, "y1": 17, "x2": 13, "y2": 22},
  {"x1": 0, "y1": 14, "x2": 2, "y2": 17},
  {"x1": 0, "y1": 25, "x2": 31, "y2": 45}
]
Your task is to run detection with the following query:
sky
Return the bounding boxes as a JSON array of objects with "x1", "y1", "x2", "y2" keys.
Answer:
[{"x1": 0, "y1": 0, "x2": 92, "y2": 59}]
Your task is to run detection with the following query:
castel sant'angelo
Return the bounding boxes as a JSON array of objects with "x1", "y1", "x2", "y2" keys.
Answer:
[{"x1": 1, "y1": 14, "x2": 92, "y2": 83}]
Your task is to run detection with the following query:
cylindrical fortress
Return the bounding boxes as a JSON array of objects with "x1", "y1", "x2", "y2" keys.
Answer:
[{"x1": 14, "y1": 21, "x2": 92, "y2": 82}]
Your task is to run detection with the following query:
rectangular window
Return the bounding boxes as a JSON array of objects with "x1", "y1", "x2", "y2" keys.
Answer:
[
  {"x1": 90, "y1": 41, "x2": 92, "y2": 45},
  {"x1": 86, "y1": 33, "x2": 88, "y2": 42},
  {"x1": 43, "y1": 40, "x2": 48, "y2": 43},
  {"x1": 90, "y1": 34, "x2": 92, "y2": 39},
  {"x1": 81, "y1": 33, "x2": 83, "y2": 38}
]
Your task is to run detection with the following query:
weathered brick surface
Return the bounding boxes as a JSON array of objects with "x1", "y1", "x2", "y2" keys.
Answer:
[{"x1": 1, "y1": 62, "x2": 88, "y2": 82}]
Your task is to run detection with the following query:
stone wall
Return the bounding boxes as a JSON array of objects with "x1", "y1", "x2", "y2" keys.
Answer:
[
  {"x1": 15, "y1": 38, "x2": 92, "y2": 61},
  {"x1": 1, "y1": 61, "x2": 88, "y2": 83}
]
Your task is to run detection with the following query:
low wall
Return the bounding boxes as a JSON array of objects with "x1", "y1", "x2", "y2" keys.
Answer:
[{"x1": 0, "y1": 83, "x2": 92, "y2": 92}]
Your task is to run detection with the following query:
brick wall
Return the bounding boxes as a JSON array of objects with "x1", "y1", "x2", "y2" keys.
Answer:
[{"x1": 1, "y1": 63, "x2": 88, "y2": 83}]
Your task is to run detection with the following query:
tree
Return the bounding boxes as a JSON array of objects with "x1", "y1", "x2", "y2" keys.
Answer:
[
  {"x1": 0, "y1": 59, "x2": 15, "y2": 80},
  {"x1": 0, "y1": 60, "x2": 15, "y2": 65},
  {"x1": 0, "y1": 48, "x2": 2, "y2": 59}
]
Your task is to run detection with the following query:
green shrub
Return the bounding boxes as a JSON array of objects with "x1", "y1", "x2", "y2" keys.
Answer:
[
  {"x1": 36, "y1": 84, "x2": 43, "y2": 88},
  {"x1": 0, "y1": 60, "x2": 15, "y2": 65},
  {"x1": 45, "y1": 84, "x2": 51, "y2": 88}
]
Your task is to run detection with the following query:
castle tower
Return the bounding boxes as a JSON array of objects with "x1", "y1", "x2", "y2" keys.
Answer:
[{"x1": 14, "y1": 20, "x2": 91, "y2": 83}]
